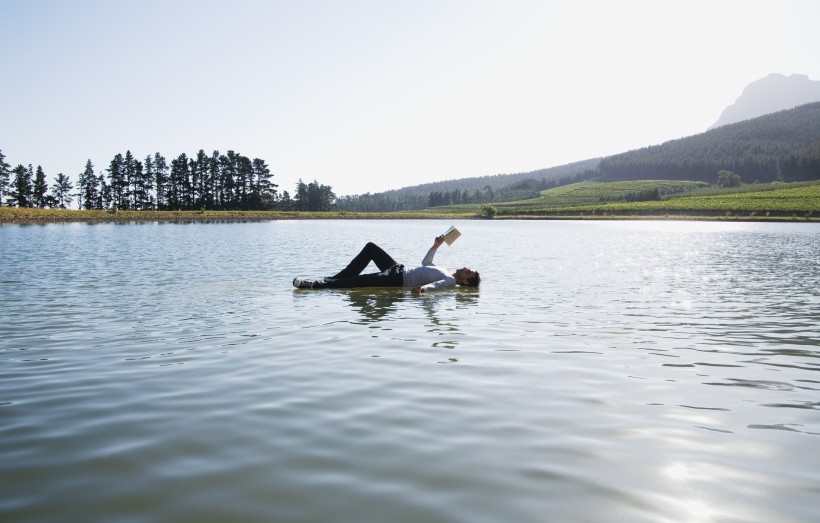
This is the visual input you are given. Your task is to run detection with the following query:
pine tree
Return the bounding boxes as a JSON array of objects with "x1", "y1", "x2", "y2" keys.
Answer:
[
  {"x1": 295, "y1": 179, "x2": 308, "y2": 211},
  {"x1": 252, "y1": 157, "x2": 277, "y2": 209},
  {"x1": 207, "y1": 151, "x2": 220, "y2": 210},
  {"x1": 124, "y1": 150, "x2": 137, "y2": 210},
  {"x1": 220, "y1": 152, "x2": 237, "y2": 210},
  {"x1": 168, "y1": 153, "x2": 189, "y2": 210},
  {"x1": 99, "y1": 174, "x2": 111, "y2": 210},
  {"x1": 10, "y1": 164, "x2": 33, "y2": 207},
  {"x1": 33, "y1": 165, "x2": 49, "y2": 207},
  {"x1": 107, "y1": 153, "x2": 126, "y2": 210},
  {"x1": 51, "y1": 173, "x2": 74, "y2": 208},
  {"x1": 78, "y1": 160, "x2": 99, "y2": 210},
  {"x1": 0, "y1": 149, "x2": 11, "y2": 206},
  {"x1": 131, "y1": 158, "x2": 147, "y2": 209},
  {"x1": 141, "y1": 154, "x2": 156, "y2": 210},
  {"x1": 186, "y1": 156, "x2": 197, "y2": 209},
  {"x1": 193, "y1": 149, "x2": 209, "y2": 209},
  {"x1": 153, "y1": 153, "x2": 168, "y2": 210},
  {"x1": 277, "y1": 190, "x2": 293, "y2": 211},
  {"x1": 236, "y1": 154, "x2": 253, "y2": 209}
]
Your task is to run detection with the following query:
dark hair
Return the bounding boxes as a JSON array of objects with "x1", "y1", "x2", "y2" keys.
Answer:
[{"x1": 465, "y1": 272, "x2": 480, "y2": 287}]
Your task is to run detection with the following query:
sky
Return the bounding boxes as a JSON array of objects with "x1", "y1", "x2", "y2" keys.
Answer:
[{"x1": 2, "y1": 0, "x2": 819, "y2": 197}]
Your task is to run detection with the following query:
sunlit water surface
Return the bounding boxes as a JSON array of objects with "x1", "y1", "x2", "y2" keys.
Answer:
[{"x1": 1, "y1": 220, "x2": 819, "y2": 522}]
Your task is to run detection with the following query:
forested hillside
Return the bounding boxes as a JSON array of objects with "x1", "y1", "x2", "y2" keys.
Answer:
[
  {"x1": 336, "y1": 158, "x2": 599, "y2": 211},
  {"x1": 597, "y1": 102, "x2": 820, "y2": 184},
  {"x1": 338, "y1": 102, "x2": 820, "y2": 211}
]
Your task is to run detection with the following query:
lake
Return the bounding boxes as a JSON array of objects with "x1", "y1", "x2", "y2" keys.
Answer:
[{"x1": 1, "y1": 219, "x2": 819, "y2": 523}]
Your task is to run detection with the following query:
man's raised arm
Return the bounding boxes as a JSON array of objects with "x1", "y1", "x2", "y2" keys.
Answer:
[{"x1": 421, "y1": 235, "x2": 445, "y2": 266}]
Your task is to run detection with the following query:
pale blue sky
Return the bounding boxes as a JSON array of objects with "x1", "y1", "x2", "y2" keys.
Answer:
[{"x1": 2, "y1": 0, "x2": 819, "y2": 196}]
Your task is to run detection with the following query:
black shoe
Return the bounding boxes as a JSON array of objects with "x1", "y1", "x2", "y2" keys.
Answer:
[{"x1": 293, "y1": 277, "x2": 316, "y2": 289}]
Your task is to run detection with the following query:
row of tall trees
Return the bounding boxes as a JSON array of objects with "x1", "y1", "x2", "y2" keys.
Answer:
[
  {"x1": 75, "y1": 149, "x2": 278, "y2": 211},
  {"x1": 0, "y1": 148, "x2": 344, "y2": 213},
  {"x1": 0, "y1": 151, "x2": 75, "y2": 209}
]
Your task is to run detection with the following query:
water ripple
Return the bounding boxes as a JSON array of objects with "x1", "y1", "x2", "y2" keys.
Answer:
[{"x1": 1, "y1": 220, "x2": 819, "y2": 523}]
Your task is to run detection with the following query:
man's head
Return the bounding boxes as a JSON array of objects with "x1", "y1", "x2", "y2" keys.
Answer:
[{"x1": 454, "y1": 267, "x2": 480, "y2": 287}]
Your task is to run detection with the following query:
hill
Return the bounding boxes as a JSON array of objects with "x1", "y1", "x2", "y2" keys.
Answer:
[
  {"x1": 336, "y1": 157, "x2": 599, "y2": 212},
  {"x1": 596, "y1": 102, "x2": 820, "y2": 184},
  {"x1": 709, "y1": 73, "x2": 820, "y2": 130},
  {"x1": 337, "y1": 101, "x2": 820, "y2": 212}
]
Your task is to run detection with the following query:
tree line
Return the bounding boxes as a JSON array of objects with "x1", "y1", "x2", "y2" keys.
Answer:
[
  {"x1": 336, "y1": 159, "x2": 599, "y2": 212},
  {"x1": 0, "y1": 150, "x2": 76, "y2": 209},
  {"x1": 74, "y1": 149, "x2": 277, "y2": 211},
  {"x1": 0, "y1": 148, "x2": 338, "y2": 212},
  {"x1": 336, "y1": 171, "x2": 592, "y2": 211},
  {"x1": 276, "y1": 179, "x2": 337, "y2": 212}
]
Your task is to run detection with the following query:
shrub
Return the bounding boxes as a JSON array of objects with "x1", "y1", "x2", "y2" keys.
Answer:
[{"x1": 480, "y1": 205, "x2": 497, "y2": 218}]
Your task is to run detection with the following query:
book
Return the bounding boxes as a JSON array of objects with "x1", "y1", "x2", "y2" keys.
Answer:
[{"x1": 442, "y1": 226, "x2": 461, "y2": 246}]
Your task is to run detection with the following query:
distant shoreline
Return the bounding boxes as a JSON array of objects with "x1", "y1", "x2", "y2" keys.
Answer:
[{"x1": 2, "y1": 207, "x2": 818, "y2": 225}]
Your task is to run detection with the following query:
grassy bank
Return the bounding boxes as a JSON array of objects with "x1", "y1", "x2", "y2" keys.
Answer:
[{"x1": 0, "y1": 207, "x2": 475, "y2": 225}]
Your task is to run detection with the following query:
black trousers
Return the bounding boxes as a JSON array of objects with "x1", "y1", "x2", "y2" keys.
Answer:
[{"x1": 319, "y1": 242, "x2": 405, "y2": 289}]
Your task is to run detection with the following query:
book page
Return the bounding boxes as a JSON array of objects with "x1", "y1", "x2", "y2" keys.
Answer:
[{"x1": 443, "y1": 226, "x2": 461, "y2": 245}]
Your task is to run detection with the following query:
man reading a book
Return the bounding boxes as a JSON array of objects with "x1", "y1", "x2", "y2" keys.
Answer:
[{"x1": 292, "y1": 234, "x2": 480, "y2": 291}]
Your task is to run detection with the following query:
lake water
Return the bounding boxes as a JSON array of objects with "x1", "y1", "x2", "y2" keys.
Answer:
[{"x1": 1, "y1": 219, "x2": 819, "y2": 523}]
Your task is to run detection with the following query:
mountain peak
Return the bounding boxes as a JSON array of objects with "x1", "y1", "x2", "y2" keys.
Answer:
[{"x1": 708, "y1": 73, "x2": 820, "y2": 130}]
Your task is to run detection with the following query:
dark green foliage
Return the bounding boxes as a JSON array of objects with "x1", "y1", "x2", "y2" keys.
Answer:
[
  {"x1": 32, "y1": 165, "x2": 49, "y2": 207},
  {"x1": 152, "y1": 153, "x2": 169, "y2": 210},
  {"x1": 8, "y1": 164, "x2": 33, "y2": 207},
  {"x1": 717, "y1": 170, "x2": 742, "y2": 187},
  {"x1": 166, "y1": 153, "x2": 188, "y2": 210},
  {"x1": 1, "y1": 148, "x2": 282, "y2": 211},
  {"x1": 0, "y1": 150, "x2": 12, "y2": 206},
  {"x1": 108, "y1": 153, "x2": 128, "y2": 210},
  {"x1": 59, "y1": 149, "x2": 280, "y2": 212},
  {"x1": 50, "y1": 173, "x2": 74, "y2": 209},
  {"x1": 283, "y1": 179, "x2": 335, "y2": 212},
  {"x1": 480, "y1": 205, "x2": 497, "y2": 218},
  {"x1": 77, "y1": 160, "x2": 99, "y2": 210},
  {"x1": 597, "y1": 102, "x2": 820, "y2": 183},
  {"x1": 778, "y1": 140, "x2": 820, "y2": 181},
  {"x1": 251, "y1": 158, "x2": 277, "y2": 209}
]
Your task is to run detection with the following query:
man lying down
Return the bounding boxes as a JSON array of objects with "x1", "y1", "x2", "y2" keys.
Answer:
[{"x1": 293, "y1": 234, "x2": 480, "y2": 293}]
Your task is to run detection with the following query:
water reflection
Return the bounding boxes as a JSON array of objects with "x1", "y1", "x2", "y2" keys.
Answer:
[
  {"x1": 294, "y1": 287, "x2": 481, "y2": 354},
  {"x1": 339, "y1": 289, "x2": 408, "y2": 324},
  {"x1": 418, "y1": 290, "x2": 479, "y2": 352},
  {"x1": 327, "y1": 288, "x2": 480, "y2": 327}
]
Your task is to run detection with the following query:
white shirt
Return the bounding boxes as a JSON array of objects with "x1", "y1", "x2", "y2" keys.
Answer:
[{"x1": 401, "y1": 245, "x2": 456, "y2": 290}]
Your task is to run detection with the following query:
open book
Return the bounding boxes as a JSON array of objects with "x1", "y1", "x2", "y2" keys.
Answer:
[{"x1": 442, "y1": 226, "x2": 461, "y2": 246}]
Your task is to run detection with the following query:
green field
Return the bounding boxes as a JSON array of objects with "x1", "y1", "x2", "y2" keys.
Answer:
[
  {"x1": 500, "y1": 180, "x2": 707, "y2": 208},
  {"x1": 428, "y1": 180, "x2": 820, "y2": 220}
]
